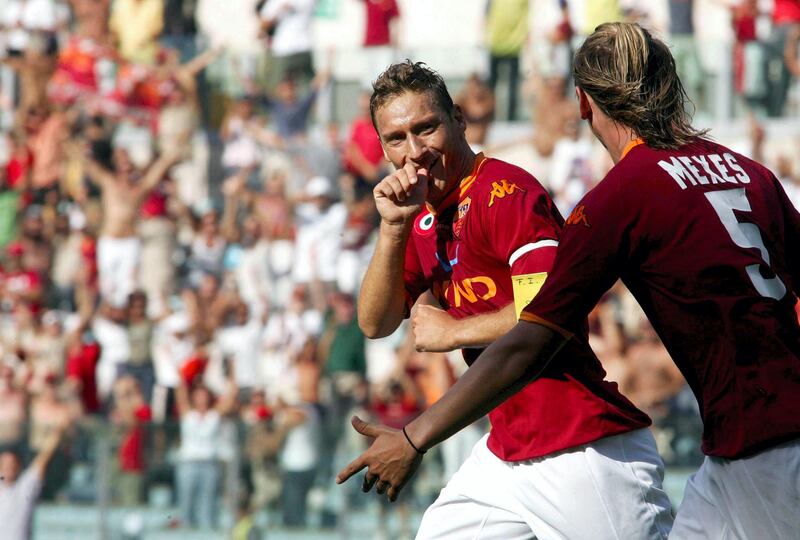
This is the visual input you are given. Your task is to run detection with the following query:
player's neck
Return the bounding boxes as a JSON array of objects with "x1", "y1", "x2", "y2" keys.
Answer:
[
  {"x1": 450, "y1": 140, "x2": 477, "y2": 179},
  {"x1": 595, "y1": 120, "x2": 639, "y2": 164},
  {"x1": 443, "y1": 144, "x2": 477, "y2": 192}
]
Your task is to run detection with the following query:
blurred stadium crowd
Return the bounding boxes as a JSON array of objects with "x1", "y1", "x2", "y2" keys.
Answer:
[{"x1": 0, "y1": 0, "x2": 798, "y2": 537}]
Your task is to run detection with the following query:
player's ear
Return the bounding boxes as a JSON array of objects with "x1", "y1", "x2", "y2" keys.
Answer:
[
  {"x1": 452, "y1": 104, "x2": 467, "y2": 132},
  {"x1": 576, "y1": 87, "x2": 592, "y2": 121}
]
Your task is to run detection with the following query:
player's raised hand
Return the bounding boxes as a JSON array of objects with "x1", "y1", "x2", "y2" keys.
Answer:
[
  {"x1": 336, "y1": 415, "x2": 423, "y2": 502},
  {"x1": 412, "y1": 304, "x2": 457, "y2": 352},
  {"x1": 373, "y1": 163, "x2": 429, "y2": 226}
]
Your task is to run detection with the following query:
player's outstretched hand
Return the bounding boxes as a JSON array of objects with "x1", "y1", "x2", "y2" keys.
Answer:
[
  {"x1": 412, "y1": 304, "x2": 457, "y2": 352},
  {"x1": 336, "y1": 415, "x2": 423, "y2": 502},
  {"x1": 373, "y1": 163, "x2": 429, "y2": 226}
]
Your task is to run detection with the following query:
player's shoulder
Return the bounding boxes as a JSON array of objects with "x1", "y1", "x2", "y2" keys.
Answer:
[
  {"x1": 627, "y1": 138, "x2": 776, "y2": 186},
  {"x1": 470, "y1": 157, "x2": 548, "y2": 205},
  {"x1": 478, "y1": 157, "x2": 547, "y2": 189}
]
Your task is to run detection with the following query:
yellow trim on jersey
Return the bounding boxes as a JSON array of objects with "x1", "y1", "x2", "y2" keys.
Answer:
[
  {"x1": 621, "y1": 138, "x2": 644, "y2": 160},
  {"x1": 511, "y1": 272, "x2": 548, "y2": 319}
]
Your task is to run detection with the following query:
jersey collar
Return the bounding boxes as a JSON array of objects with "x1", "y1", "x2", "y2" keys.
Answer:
[
  {"x1": 426, "y1": 153, "x2": 487, "y2": 216},
  {"x1": 620, "y1": 138, "x2": 644, "y2": 160}
]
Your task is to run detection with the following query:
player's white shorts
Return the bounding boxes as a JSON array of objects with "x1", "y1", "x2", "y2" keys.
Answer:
[
  {"x1": 416, "y1": 429, "x2": 673, "y2": 540},
  {"x1": 670, "y1": 438, "x2": 800, "y2": 540}
]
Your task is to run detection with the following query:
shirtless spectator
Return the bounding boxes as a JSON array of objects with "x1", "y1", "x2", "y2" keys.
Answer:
[
  {"x1": 0, "y1": 365, "x2": 26, "y2": 455},
  {"x1": 626, "y1": 321, "x2": 687, "y2": 420},
  {"x1": 77, "y1": 145, "x2": 181, "y2": 307},
  {"x1": 1, "y1": 0, "x2": 63, "y2": 115},
  {"x1": 28, "y1": 374, "x2": 74, "y2": 500},
  {"x1": 26, "y1": 311, "x2": 66, "y2": 390},
  {"x1": 22, "y1": 105, "x2": 69, "y2": 191},
  {"x1": 18, "y1": 206, "x2": 53, "y2": 278}
]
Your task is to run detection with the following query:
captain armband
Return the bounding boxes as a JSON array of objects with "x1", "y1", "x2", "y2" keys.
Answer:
[{"x1": 511, "y1": 272, "x2": 548, "y2": 319}]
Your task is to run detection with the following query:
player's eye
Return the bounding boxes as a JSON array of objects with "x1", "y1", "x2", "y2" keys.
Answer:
[
  {"x1": 419, "y1": 123, "x2": 437, "y2": 135},
  {"x1": 385, "y1": 137, "x2": 403, "y2": 147}
]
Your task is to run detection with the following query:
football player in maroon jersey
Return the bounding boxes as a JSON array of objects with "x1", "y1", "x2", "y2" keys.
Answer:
[
  {"x1": 337, "y1": 61, "x2": 673, "y2": 539},
  {"x1": 338, "y1": 24, "x2": 800, "y2": 539}
]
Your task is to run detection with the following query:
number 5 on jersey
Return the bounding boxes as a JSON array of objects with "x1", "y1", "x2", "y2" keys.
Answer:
[{"x1": 705, "y1": 188, "x2": 787, "y2": 300}]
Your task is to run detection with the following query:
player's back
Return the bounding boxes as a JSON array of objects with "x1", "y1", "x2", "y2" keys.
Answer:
[
  {"x1": 525, "y1": 137, "x2": 800, "y2": 459},
  {"x1": 609, "y1": 139, "x2": 800, "y2": 457}
]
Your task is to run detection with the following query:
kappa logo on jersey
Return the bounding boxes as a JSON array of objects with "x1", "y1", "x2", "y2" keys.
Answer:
[
  {"x1": 444, "y1": 276, "x2": 497, "y2": 308},
  {"x1": 415, "y1": 211, "x2": 436, "y2": 236},
  {"x1": 566, "y1": 205, "x2": 590, "y2": 227},
  {"x1": 488, "y1": 180, "x2": 525, "y2": 207}
]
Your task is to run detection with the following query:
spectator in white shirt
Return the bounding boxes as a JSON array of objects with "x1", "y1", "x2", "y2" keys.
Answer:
[
  {"x1": 2, "y1": 0, "x2": 59, "y2": 55},
  {"x1": 174, "y1": 371, "x2": 238, "y2": 530},
  {"x1": 261, "y1": 284, "x2": 323, "y2": 401},
  {"x1": 213, "y1": 299, "x2": 266, "y2": 395},
  {"x1": 0, "y1": 420, "x2": 66, "y2": 540},
  {"x1": 195, "y1": 0, "x2": 263, "y2": 95},
  {"x1": 260, "y1": 0, "x2": 316, "y2": 88},
  {"x1": 292, "y1": 176, "x2": 347, "y2": 287}
]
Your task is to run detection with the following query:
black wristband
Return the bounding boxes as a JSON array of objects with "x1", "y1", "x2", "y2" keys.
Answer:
[{"x1": 402, "y1": 425, "x2": 426, "y2": 455}]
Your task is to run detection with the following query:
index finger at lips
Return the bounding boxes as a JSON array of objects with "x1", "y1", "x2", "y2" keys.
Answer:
[
  {"x1": 336, "y1": 455, "x2": 366, "y2": 484},
  {"x1": 403, "y1": 162, "x2": 418, "y2": 185}
]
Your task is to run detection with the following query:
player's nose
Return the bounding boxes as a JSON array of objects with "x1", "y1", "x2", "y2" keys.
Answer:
[{"x1": 407, "y1": 135, "x2": 430, "y2": 166}]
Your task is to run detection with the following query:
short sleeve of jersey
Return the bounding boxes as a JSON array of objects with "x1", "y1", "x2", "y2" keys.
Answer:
[
  {"x1": 521, "y1": 171, "x2": 638, "y2": 336},
  {"x1": 476, "y1": 164, "x2": 562, "y2": 277}
]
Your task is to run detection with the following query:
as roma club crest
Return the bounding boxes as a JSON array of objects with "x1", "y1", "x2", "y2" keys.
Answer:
[{"x1": 453, "y1": 197, "x2": 471, "y2": 239}]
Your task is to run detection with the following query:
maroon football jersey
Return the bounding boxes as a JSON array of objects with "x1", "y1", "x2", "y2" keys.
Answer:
[
  {"x1": 404, "y1": 155, "x2": 651, "y2": 461},
  {"x1": 523, "y1": 139, "x2": 800, "y2": 458}
]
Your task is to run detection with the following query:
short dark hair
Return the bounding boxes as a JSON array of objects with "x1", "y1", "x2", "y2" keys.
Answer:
[{"x1": 370, "y1": 61, "x2": 455, "y2": 131}]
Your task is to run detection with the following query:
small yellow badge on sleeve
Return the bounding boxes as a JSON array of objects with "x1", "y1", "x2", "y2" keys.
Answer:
[{"x1": 512, "y1": 272, "x2": 548, "y2": 319}]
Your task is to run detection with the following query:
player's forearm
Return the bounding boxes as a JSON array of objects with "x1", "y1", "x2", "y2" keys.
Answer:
[
  {"x1": 450, "y1": 303, "x2": 516, "y2": 349},
  {"x1": 358, "y1": 222, "x2": 412, "y2": 338},
  {"x1": 405, "y1": 321, "x2": 568, "y2": 451}
]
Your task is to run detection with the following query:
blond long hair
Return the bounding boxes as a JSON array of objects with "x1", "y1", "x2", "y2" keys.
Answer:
[{"x1": 573, "y1": 22, "x2": 707, "y2": 149}]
